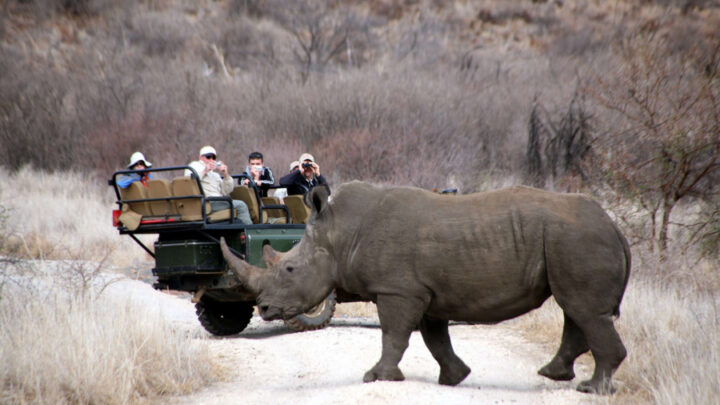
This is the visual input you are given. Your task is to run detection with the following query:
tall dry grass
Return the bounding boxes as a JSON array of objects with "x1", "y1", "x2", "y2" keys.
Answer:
[
  {"x1": 0, "y1": 166, "x2": 151, "y2": 265},
  {"x1": 0, "y1": 260, "x2": 222, "y2": 404}
]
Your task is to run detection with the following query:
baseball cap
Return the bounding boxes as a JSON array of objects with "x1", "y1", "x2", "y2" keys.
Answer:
[
  {"x1": 299, "y1": 153, "x2": 314, "y2": 162},
  {"x1": 128, "y1": 151, "x2": 152, "y2": 168},
  {"x1": 289, "y1": 160, "x2": 300, "y2": 171},
  {"x1": 199, "y1": 145, "x2": 217, "y2": 157}
]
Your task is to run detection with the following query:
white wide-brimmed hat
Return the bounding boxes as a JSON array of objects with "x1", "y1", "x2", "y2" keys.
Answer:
[
  {"x1": 299, "y1": 153, "x2": 314, "y2": 162},
  {"x1": 128, "y1": 151, "x2": 152, "y2": 168}
]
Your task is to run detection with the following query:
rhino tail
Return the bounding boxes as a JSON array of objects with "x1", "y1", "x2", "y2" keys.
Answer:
[{"x1": 613, "y1": 223, "x2": 632, "y2": 318}]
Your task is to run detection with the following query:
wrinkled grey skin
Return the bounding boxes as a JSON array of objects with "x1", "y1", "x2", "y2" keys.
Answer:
[{"x1": 221, "y1": 182, "x2": 631, "y2": 394}]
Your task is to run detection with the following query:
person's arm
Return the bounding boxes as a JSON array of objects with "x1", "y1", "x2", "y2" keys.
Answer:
[
  {"x1": 217, "y1": 162, "x2": 234, "y2": 195},
  {"x1": 315, "y1": 175, "x2": 330, "y2": 195},
  {"x1": 116, "y1": 173, "x2": 140, "y2": 189},
  {"x1": 279, "y1": 171, "x2": 306, "y2": 195},
  {"x1": 259, "y1": 167, "x2": 275, "y2": 186},
  {"x1": 279, "y1": 171, "x2": 301, "y2": 187},
  {"x1": 185, "y1": 161, "x2": 207, "y2": 178}
]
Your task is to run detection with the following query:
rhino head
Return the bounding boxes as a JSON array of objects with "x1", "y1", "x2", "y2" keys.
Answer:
[{"x1": 221, "y1": 185, "x2": 337, "y2": 321}]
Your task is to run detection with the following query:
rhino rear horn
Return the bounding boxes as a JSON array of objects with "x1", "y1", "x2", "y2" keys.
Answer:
[
  {"x1": 262, "y1": 244, "x2": 285, "y2": 268},
  {"x1": 220, "y1": 237, "x2": 264, "y2": 292}
]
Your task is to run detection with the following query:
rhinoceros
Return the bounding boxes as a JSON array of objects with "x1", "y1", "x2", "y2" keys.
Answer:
[{"x1": 220, "y1": 182, "x2": 631, "y2": 394}]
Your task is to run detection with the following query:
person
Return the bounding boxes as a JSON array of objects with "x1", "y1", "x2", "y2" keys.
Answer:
[
  {"x1": 288, "y1": 160, "x2": 300, "y2": 173},
  {"x1": 185, "y1": 145, "x2": 252, "y2": 224},
  {"x1": 241, "y1": 151, "x2": 275, "y2": 197},
  {"x1": 272, "y1": 160, "x2": 300, "y2": 203},
  {"x1": 279, "y1": 153, "x2": 330, "y2": 196},
  {"x1": 117, "y1": 151, "x2": 153, "y2": 189}
]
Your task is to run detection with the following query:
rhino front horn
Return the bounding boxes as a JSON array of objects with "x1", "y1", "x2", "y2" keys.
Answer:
[{"x1": 220, "y1": 237, "x2": 265, "y2": 293}]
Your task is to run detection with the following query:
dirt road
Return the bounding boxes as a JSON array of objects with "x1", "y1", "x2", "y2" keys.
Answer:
[{"x1": 119, "y1": 279, "x2": 598, "y2": 405}]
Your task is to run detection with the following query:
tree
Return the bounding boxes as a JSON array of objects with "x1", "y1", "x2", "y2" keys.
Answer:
[
  {"x1": 587, "y1": 33, "x2": 720, "y2": 255},
  {"x1": 262, "y1": 0, "x2": 374, "y2": 83}
]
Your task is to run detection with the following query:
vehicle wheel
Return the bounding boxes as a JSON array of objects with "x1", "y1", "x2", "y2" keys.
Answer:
[
  {"x1": 196, "y1": 297, "x2": 254, "y2": 336},
  {"x1": 284, "y1": 291, "x2": 336, "y2": 332}
]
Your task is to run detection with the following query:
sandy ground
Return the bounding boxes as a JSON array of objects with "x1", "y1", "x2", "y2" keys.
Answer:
[{"x1": 112, "y1": 278, "x2": 600, "y2": 405}]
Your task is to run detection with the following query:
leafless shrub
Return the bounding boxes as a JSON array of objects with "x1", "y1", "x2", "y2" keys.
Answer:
[
  {"x1": 259, "y1": 0, "x2": 379, "y2": 82},
  {"x1": 525, "y1": 93, "x2": 593, "y2": 189},
  {"x1": 128, "y1": 12, "x2": 197, "y2": 57},
  {"x1": 585, "y1": 32, "x2": 720, "y2": 255}
]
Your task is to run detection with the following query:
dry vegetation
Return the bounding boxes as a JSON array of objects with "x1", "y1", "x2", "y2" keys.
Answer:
[
  {"x1": 0, "y1": 258, "x2": 223, "y2": 404},
  {"x1": 1, "y1": 0, "x2": 719, "y2": 403}
]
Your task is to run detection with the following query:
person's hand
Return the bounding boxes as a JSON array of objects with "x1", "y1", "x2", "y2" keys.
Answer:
[
  {"x1": 242, "y1": 178, "x2": 250, "y2": 186},
  {"x1": 216, "y1": 161, "x2": 228, "y2": 176},
  {"x1": 251, "y1": 165, "x2": 263, "y2": 180},
  {"x1": 311, "y1": 162, "x2": 320, "y2": 176},
  {"x1": 205, "y1": 160, "x2": 216, "y2": 173}
]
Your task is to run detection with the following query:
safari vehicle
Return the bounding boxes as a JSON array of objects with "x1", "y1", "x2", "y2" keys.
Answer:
[{"x1": 109, "y1": 165, "x2": 338, "y2": 335}]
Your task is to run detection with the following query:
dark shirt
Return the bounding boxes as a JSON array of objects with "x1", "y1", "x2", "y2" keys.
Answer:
[
  {"x1": 279, "y1": 171, "x2": 330, "y2": 196},
  {"x1": 244, "y1": 166, "x2": 275, "y2": 197}
]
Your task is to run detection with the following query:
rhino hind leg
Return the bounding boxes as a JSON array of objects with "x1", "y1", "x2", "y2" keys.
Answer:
[
  {"x1": 538, "y1": 312, "x2": 589, "y2": 381},
  {"x1": 419, "y1": 316, "x2": 471, "y2": 386},
  {"x1": 364, "y1": 294, "x2": 428, "y2": 384},
  {"x1": 574, "y1": 316, "x2": 626, "y2": 395}
]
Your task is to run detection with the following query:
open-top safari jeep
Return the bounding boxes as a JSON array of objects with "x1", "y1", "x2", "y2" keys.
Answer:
[{"x1": 110, "y1": 165, "x2": 346, "y2": 335}]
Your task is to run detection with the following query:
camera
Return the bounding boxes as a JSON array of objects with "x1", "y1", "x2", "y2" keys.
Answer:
[{"x1": 302, "y1": 162, "x2": 313, "y2": 169}]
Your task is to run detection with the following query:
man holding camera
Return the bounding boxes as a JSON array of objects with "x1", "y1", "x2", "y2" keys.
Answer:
[
  {"x1": 241, "y1": 151, "x2": 275, "y2": 198},
  {"x1": 185, "y1": 145, "x2": 252, "y2": 224},
  {"x1": 279, "y1": 153, "x2": 330, "y2": 196}
]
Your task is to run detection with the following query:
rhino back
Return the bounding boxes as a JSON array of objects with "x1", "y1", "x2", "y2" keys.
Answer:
[{"x1": 324, "y1": 183, "x2": 627, "y2": 323}]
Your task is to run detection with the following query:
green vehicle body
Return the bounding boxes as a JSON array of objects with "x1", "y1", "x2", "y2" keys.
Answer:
[{"x1": 109, "y1": 166, "x2": 340, "y2": 335}]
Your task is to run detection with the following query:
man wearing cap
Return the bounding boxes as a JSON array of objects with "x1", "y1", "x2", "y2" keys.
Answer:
[
  {"x1": 117, "y1": 151, "x2": 153, "y2": 189},
  {"x1": 185, "y1": 145, "x2": 252, "y2": 225},
  {"x1": 241, "y1": 151, "x2": 275, "y2": 198},
  {"x1": 279, "y1": 153, "x2": 330, "y2": 196}
]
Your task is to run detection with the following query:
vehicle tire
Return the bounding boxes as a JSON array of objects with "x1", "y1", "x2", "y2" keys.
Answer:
[
  {"x1": 284, "y1": 291, "x2": 336, "y2": 332},
  {"x1": 196, "y1": 297, "x2": 254, "y2": 336}
]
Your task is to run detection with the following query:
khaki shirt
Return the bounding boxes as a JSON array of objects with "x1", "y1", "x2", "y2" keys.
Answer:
[{"x1": 185, "y1": 161, "x2": 234, "y2": 197}]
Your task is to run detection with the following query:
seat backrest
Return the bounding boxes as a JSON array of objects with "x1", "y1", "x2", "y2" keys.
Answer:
[
  {"x1": 147, "y1": 179, "x2": 177, "y2": 216},
  {"x1": 261, "y1": 196, "x2": 285, "y2": 219},
  {"x1": 284, "y1": 194, "x2": 311, "y2": 224},
  {"x1": 118, "y1": 181, "x2": 152, "y2": 216},
  {"x1": 230, "y1": 186, "x2": 261, "y2": 224},
  {"x1": 171, "y1": 177, "x2": 205, "y2": 221}
]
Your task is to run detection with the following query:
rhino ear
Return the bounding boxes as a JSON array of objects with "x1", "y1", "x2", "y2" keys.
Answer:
[
  {"x1": 306, "y1": 184, "x2": 330, "y2": 215},
  {"x1": 262, "y1": 244, "x2": 284, "y2": 268}
]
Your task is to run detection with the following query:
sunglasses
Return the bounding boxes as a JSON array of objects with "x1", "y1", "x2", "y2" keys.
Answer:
[{"x1": 203, "y1": 154, "x2": 217, "y2": 160}]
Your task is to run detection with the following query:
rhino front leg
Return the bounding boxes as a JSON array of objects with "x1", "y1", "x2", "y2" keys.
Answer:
[
  {"x1": 419, "y1": 316, "x2": 471, "y2": 386},
  {"x1": 363, "y1": 294, "x2": 428, "y2": 383}
]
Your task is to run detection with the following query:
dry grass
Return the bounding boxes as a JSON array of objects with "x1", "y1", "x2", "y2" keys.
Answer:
[
  {"x1": 0, "y1": 166, "x2": 152, "y2": 266},
  {"x1": 0, "y1": 260, "x2": 223, "y2": 405}
]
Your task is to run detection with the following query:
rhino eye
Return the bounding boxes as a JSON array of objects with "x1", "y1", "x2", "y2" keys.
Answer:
[{"x1": 286, "y1": 266, "x2": 294, "y2": 273}]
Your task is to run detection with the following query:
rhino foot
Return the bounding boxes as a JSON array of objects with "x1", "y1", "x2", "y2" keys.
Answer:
[
  {"x1": 363, "y1": 365, "x2": 405, "y2": 383},
  {"x1": 538, "y1": 362, "x2": 575, "y2": 381},
  {"x1": 439, "y1": 362, "x2": 471, "y2": 386},
  {"x1": 576, "y1": 379, "x2": 615, "y2": 395}
]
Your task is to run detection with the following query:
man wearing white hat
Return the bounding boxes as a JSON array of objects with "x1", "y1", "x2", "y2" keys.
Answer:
[
  {"x1": 279, "y1": 152, "x2": 329, "y2": 196},
  {"x1": 117, "y1": 151, "x2": 153, "y2": 189},
  {"x1": 185, "y1": 145, "x2": 252, "y2": 224}
]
